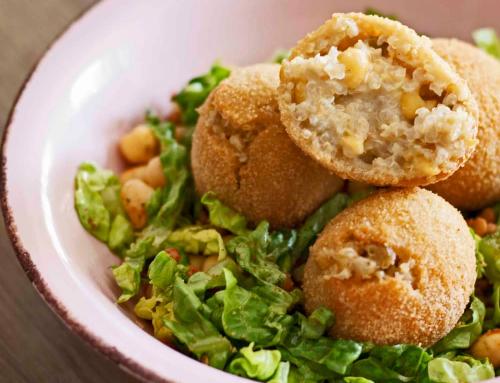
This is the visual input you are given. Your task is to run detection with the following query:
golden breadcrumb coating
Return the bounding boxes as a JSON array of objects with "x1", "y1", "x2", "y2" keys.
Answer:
[
  {"x1": 303, "y1": 188, "x2": 476, "y2": 346},
  {"x1": 428, "y1": 39, "x2": 500, "y2": 210},
  {"x1": 191, "y1": 63, "x2": 343, "y2": 228},
  {"x1": 278, "y1": 13, "x2": 478, "y2": 187}
]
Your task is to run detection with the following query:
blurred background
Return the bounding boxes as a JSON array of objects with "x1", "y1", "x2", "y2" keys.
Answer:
[{"x1": 0, "y1": 1, "x2": 138, "y2": 381}]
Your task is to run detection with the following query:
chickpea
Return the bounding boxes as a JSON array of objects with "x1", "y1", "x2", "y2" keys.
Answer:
[
  {"x1": 120, "y1": 166, "x2": 147, "y2": 184},
  {"x1": 479, "y1": 208, "x2": 497, "y2": 224},
  {"x1": 294, "y1": 81, "x2": 307, "y2": 103},
  {"x1": 338, "y1": 47, "x2": 369, "y2": 89},
  {"x1": 467, "y1": 217, "x2": 488, "y2": 237},
  {"x1": 120, "y1": 179, "x2": 154, "y2": 229},
  {"x1": 341, "y1": 135, "x2": 365, "y2": 157},
  {"x1": 470, "y1": 329, "x2": 500, "y2": 367},
  {"x1": 119, "y1": 124, "x2": 159, "y2": 164},
  {"x1": 414, "y1": 157, "x2": 440, "y2": 176},
  {"x1": 189, "y1": 255, "x2": 205, "y2": 270},
  {"x1": 487, "y1": 223, "x2": 497, "y2": 235},
  {"x1": 143, "y1": 157, "x2": 166, "y2": 189},
  {"x1": 202, "y1": 255, "x2": 219, "y2": 272},
  {"x1": 400, "y1": 90, "x2": 437, "y2": 120}
]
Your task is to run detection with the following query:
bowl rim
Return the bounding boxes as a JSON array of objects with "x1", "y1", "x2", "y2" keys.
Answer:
[
  {"x1": 2, "y1": 2, "x2": 500, "y2": 383},
  {"x1": 0, "y1": 1, "x2": 170, "y2": 382}
]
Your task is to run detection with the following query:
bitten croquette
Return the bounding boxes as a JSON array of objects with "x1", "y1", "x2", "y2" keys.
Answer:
[
  {"x1": 191, "y1": 63, "x2": 344, "y2": 228},
  {"x1": 278, "y1": 13, "x2": 478, "y2": 187},
  {"x1": 303, "y1": 188, "x2": 476, "y2": 346},
  {"x1": 428, "y1": 39, "x2": 500, "y2": 210}
]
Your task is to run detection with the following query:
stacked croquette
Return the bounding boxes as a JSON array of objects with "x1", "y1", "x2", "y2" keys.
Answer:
[{"x1": 191, "y1": 13, "x2": 499, "y2": 346}]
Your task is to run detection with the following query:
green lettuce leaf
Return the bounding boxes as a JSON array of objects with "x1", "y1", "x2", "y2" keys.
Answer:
[
  {"x1": 187, "y1": 257, "x2": 243, "y2": 298},
  {"x1": 201, "y1": 192, "x2": 248, "y2": 235},
  {"x1": 164, "y1": 277, "x2": 233, "y2": 369},
  {"x1": 473, "y1": 28, "x2": 500, "y2": 59},
  {"x1": 227, "y1": 221, "x2": 287, "y2": 285},
  {"x1": 108, "y1": 214, "x2": 134, "y2": 252},
  {"x1": 74, "y1": 162, "x2": 124, "y2": 242},
  {"x1": 297, "y1": 306, "x2": 335, "y2": 340},
  {"x1": 222, "y1": 269, "x2": 295, "y2": 347},
  {"x1": 146, "y1": 114, "x2": 190, "y2": 228},
  {"x1": 479, "y1": 231, "x2": 500, "y2": 326},
  {"x1": 471, "y1": 229, "x2": 486, "y2": 278},
  {"x1": 349, "y1": 344, "x2": 432, "y2": 382},
  {"x1": 173, "y1": 63, "x2": 231, "y2": 126},
  {"x1": 480, "y1": 231, "x2": 500, "y2": 282},
  {"x1": 267, "y1": 362, "x2": 290, "y2": 383},
  {"x1": 279, "y1": 347, "x2": 339, "y2": 382},
  {"x1": 112, "y1": 257, "x2": 144, "y2": 303},
  {"x1": 134, "y1": 251, "x2": 189, "y2": 340},
  {"x1": 428, "y1": 355, "x2": 494, "y2": 383},
  {"x1": 148, "y1": 251, "x2": 177, "y2": 289},
  {"x1": 282, "y1": 332, "x2": 362, "y2": 376},
  {"x1": 432, "y1": 296, "x2": 485, "y2": 353},
  {"x1": 344, "y1": 378, "x2": 375, "y2": 383},
  {"x1": 167, "y1": 226, "x2": 226, "y2": 259},
  {"x1": 227, "y1": 343, "x2": 281, "y2": 380},
  {"x1": 282, "y1": 193, "x2": 349, "y2": 271}
]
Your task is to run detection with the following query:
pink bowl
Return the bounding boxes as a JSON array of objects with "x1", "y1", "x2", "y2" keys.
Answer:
[{"x1": 2, "y1": 0, "x2": 499, "y2": 382}]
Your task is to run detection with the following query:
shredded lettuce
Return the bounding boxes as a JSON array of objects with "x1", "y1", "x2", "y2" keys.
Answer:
[
  {"x1": 167, "y1": 226, "x2": 226, "y2": 259},
  {"x1": 473, "y1": 28, "x2": 500, "y2": 59},
  {"x1": 201, "y1": 192, "x2": 248, "y2": 235},
  {"x1": 163, "y1": 277, "x2": 233, "y2": 369},
  {"x1": 146, "y1": 112, "x2": 190, "y2": 228},
  {"x1": 267, "y1": 361, "x2": 290, "y2": 383},
  {"x1": 428, "y1": 354, "x2": 494, "y2": 383},
  {"x1": 349, "y1": 344, "x2": 432, "y2": 382},
  {"x1": 432, "y1": 296, "x2": 485, "y2": 353},
  {"x1": 227, "y1": 343, "x2": 282, "y2": 380},
  {"x1": 281, "y1": 193, "x2": 349, "y2": 271},
  {"x1": 222, "y1": 269, "x2": 296, "y2": 347},
  {"x1": 227, "y1": 222, "x2": 288, "y2": 285},
  {"x1": 108, "y1": 214, "x2": 134, "y2": 252},
  {"x1": 173, "y1": 63, "x2": 231, "y2": 126},
  {"x1": 297, "y1": 306, "x2": 335, "y2": 340},
  {"x1": 74, "y1": 163, "x2": 126, "y2": 243},
  {"x1": 148, "y1": 251, "x2": 177, "y2": 289},
  {"x1": 112, "y1": 260, "x2": 142, "y2": 303},
  {"x1": 471, "y1": 229, "x2": 486, "y2": 278},
  {"x1": 479, "y1": 231, "x2": 500, "y2": 327},
  {"x1": 344, "y1": 378, "x2": 375, "y2": 383}
]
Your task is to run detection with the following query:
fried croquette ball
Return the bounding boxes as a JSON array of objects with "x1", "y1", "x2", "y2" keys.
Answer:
[
  {"x1": 191, "y1": 63, "x2": 343, "y2": 228},
  {"x1": 427, "y1": 39, "x2": 500, "y2": 210},
  {"x1": 303, "y1": 188, "x2": 476, "y2": 346},
  {"x1": 278, "y1": 13, "x2": 479, "y2": 187}
]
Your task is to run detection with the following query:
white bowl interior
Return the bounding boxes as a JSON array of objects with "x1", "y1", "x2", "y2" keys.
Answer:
[{"x1": 4, "y1": 0, "x2": 500, "y2": 381}]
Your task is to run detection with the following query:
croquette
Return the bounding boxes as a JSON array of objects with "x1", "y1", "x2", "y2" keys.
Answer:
[
  {"x1": 191, "y1": 63, "x2": 344, "y2": 228},
  {"x1": 303, "y1": 188, "x2": 476, "y2": 346},
  {"x1": 278, "y1": 13, "x2": 479, "y2": 187},
  {"x1": 427, "y1": 39, "x2": 500, "y2": 210}
]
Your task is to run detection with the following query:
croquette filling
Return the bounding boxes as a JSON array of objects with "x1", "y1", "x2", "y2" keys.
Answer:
[
  {"x1": 210, "y1": 111, "x2": 261, "y2": 163},
  {"x1": 317, "y1": 243, "x2": 415, "y2": 285},
  {"x1": 283, "y1": 34, "x2": 476, "y2": 178}
]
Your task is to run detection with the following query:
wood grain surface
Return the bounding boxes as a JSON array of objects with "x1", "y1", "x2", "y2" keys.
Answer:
[{"x1": 0, "y1": 1, "x2": 139, "y2": 382}]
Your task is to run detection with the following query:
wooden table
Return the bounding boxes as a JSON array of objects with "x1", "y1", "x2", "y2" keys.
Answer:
[{"x1": 0, "y1": 1, "x2": 139, "y2": 381}]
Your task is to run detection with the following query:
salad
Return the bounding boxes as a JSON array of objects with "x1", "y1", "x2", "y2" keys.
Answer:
[{"x1": 74, "y1": 10, "x2": 500, "y2": 383}]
